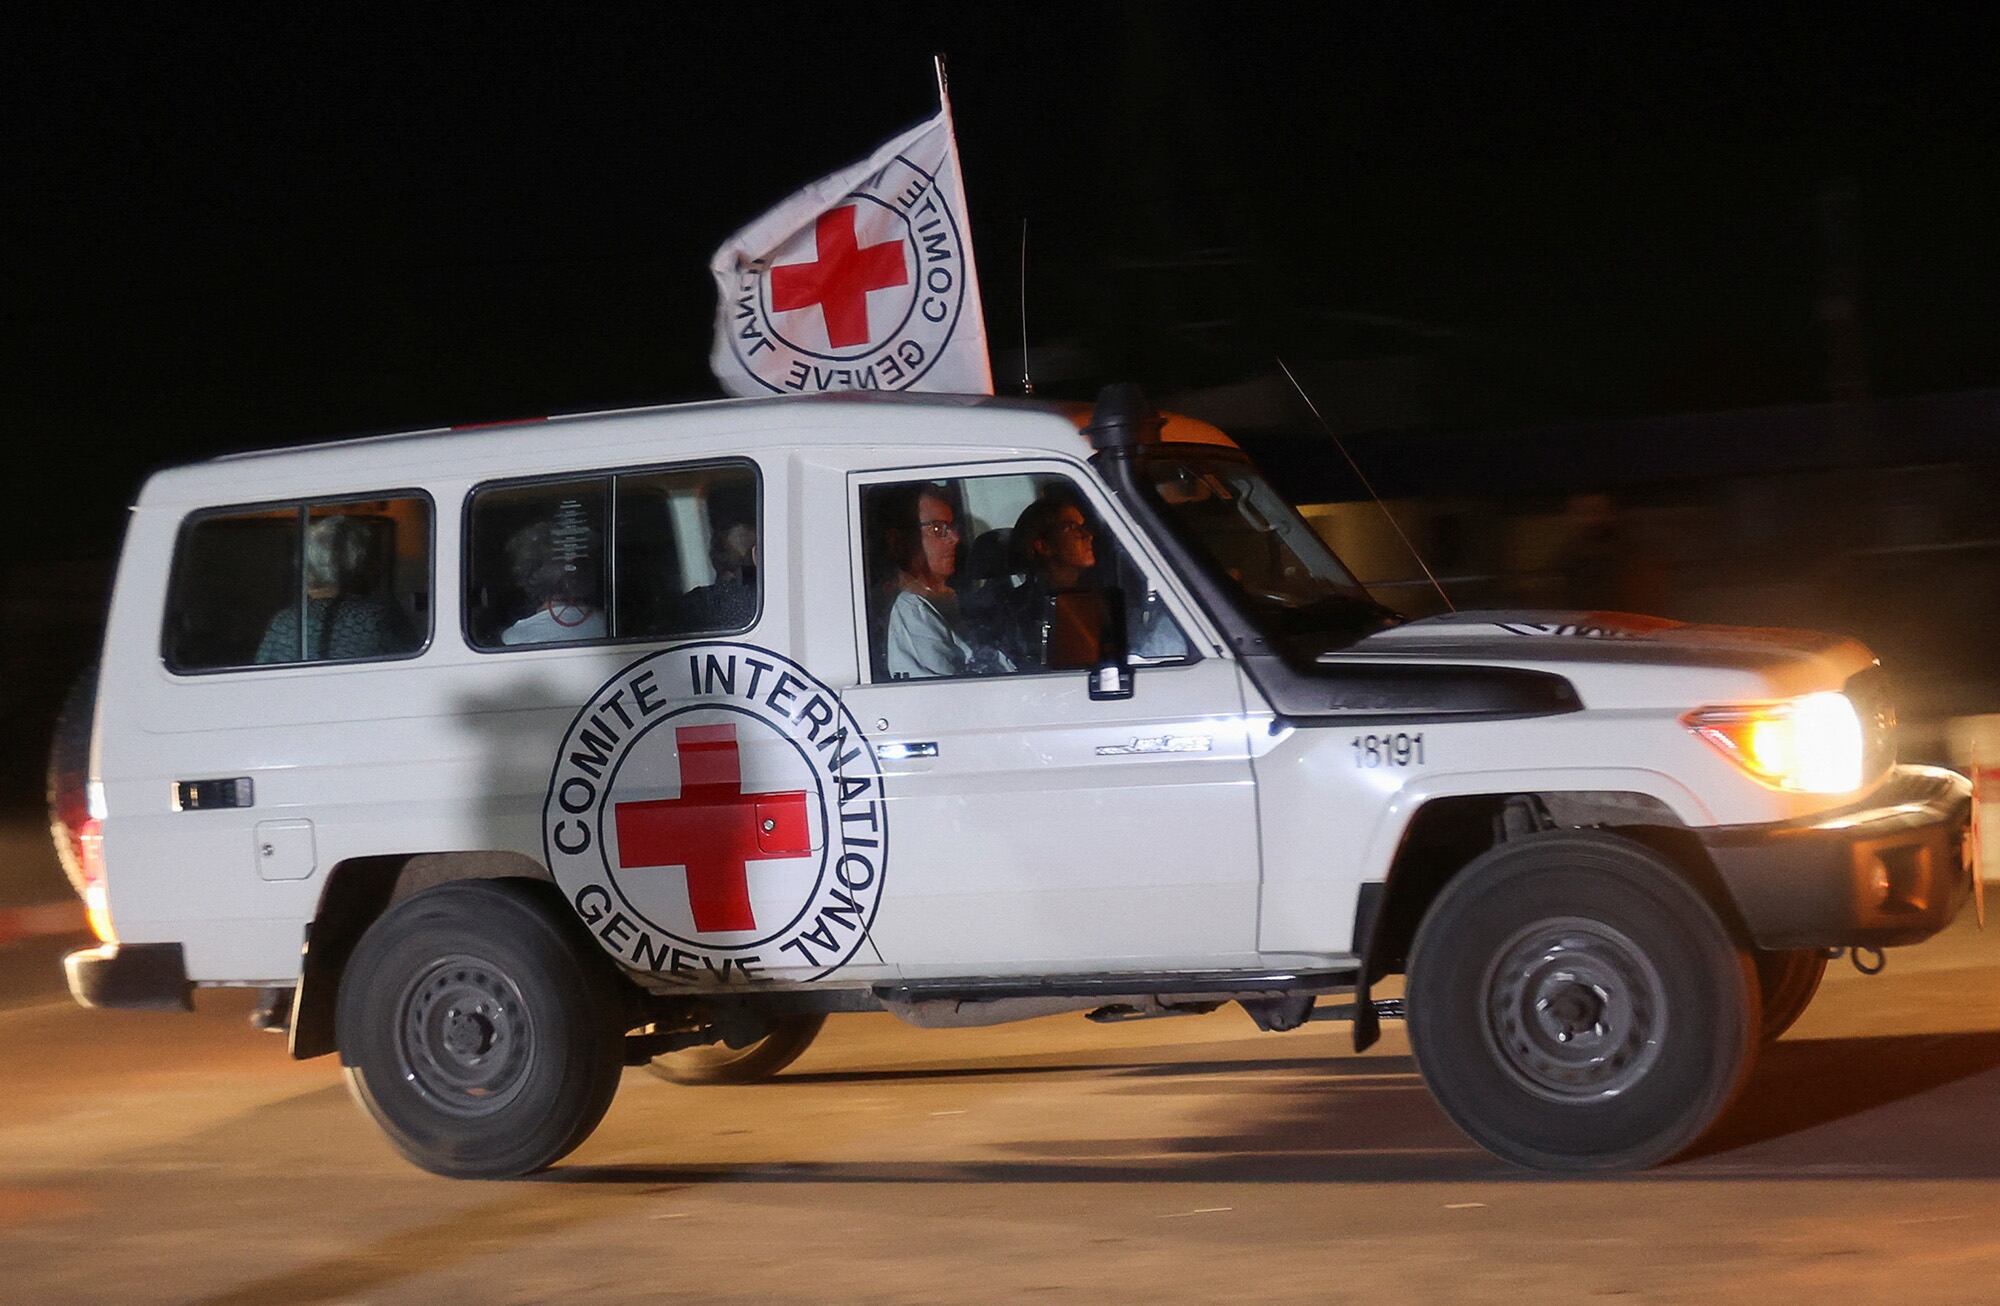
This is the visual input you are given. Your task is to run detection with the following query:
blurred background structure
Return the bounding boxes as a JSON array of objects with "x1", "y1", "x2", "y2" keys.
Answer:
[{"x1": 10, "y1": 5, "x2": 2000, "y2": 799}]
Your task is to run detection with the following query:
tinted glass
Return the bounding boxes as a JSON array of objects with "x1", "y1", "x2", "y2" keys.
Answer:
[
  {"x1": 615, "y1": 463, "x2": 760, "y2": 638},
  {"x1": 165, "y1": 495, "x2": 430, "y2": 671},
  {"x1": 858, "y1": 471, "x2": 1188, "y2": 682},
  {"x1": 465, "y1": 480, "x2": 609, "y2": 648},
  {"x1": 165, "y1": 507, "x2": 299, "y2": 671},
  {"x1": 1138, "y1": 449, "x2": 1392, "y2": 643}
]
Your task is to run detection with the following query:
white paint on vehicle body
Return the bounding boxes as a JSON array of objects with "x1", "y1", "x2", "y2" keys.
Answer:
[{"x1": 86, "y1": 393, "x2": 1887, "y2": 984}]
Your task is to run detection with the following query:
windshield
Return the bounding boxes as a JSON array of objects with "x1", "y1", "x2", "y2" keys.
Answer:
[{"x1": 1136, "y1": 448, "x2": 1397, "y2": 643}]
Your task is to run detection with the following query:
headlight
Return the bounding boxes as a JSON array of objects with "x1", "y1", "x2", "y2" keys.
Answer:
[{"x1": 1682, "y1": 691, "x2": 1865, "y2": 794}]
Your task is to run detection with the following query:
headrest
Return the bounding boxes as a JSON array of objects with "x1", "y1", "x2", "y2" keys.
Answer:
[{"x1": 962, "y1": 527, "x2": 1019, "y2": 583}]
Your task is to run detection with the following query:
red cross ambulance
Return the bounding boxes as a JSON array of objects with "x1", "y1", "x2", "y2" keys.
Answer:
[{"x1": 56, "y1": 385, "x2": 1973, "y2": 1177}]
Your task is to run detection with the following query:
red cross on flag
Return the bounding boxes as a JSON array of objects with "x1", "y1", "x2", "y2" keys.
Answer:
[{"x1": 709, "y1": 91, "x2": 993, "y2": 398}]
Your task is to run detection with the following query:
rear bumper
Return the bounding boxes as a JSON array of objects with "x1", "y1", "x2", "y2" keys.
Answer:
[
  {"x1": 64, "y1": 942, "x2": 194, "y2": 1012},
  {"x1": 1699, "y1": 764, "x2": 1974, "y2": 949}
]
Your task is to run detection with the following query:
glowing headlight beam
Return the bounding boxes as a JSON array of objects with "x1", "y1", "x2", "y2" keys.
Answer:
[{"x1": 1683, "y1": 691, "x2": 1865, "y2": 795}]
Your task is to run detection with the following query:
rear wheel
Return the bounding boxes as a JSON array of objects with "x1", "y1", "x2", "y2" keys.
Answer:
[
  {"x1": 1406, "y1": 830, "x2": 1761, "y2": 1171},
  {"x1": 1753, "y1": 948, "x2": 1827, "y2": 1043},
  {"x1": 336, "y1": 880, "x2": 626, "y2": 1178},
  {"x1": 648, "y1": 1014, "x2": 826, "y2": 1085}
]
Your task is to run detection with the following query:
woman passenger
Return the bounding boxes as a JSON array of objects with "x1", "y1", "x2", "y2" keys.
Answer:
[{"x1": 882, "y1": 484, "x2": 1009, "y2": 679}]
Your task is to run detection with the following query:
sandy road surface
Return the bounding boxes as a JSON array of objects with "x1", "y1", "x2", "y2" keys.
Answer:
[{"x1": 2, "y1": 909, "x2": 1999, "y2": 1304}]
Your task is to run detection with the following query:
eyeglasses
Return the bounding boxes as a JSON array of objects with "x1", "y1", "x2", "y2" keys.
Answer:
[
  {"x1": 1053, "y1": 521, "x2": 1093, "y2": 538},
  {"x1": 919, "y1": 520, "x2": 961, "y2": 538}
]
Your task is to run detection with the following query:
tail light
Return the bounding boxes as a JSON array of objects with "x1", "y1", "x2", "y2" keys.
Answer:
[{"x1": 75, "y1": 816, "x2": 114, "y2": 944}]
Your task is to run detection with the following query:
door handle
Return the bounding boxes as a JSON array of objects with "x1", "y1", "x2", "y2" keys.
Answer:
[
  {"x1": 175, "y1": 777, "x2": 254, "y2": 810},
  {"x1": 874, "y1": 741, "x2": 939, "y2": 761}
]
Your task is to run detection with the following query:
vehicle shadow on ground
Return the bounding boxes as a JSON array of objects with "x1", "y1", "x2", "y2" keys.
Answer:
[
  {"x1": 1685, "y1": 1029, "x2": 2000, "y2": 1166},
  {"x1": 556, "y1": 1030, "x2": 2000, "y2": 1187},
  {"x1": 564, "y1": 1045, "x2": 1500, "y2": 1184},
  {"x1": 780, "y1": 1048, "x2": 1416, "y2": 1088}
]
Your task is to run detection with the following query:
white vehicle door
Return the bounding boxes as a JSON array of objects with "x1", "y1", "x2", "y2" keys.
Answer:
[{"x1": 839, "y1": 460, "x2": 1261, "y2": 976}]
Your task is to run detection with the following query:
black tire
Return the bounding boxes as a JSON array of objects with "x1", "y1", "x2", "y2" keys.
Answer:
[
  {"x1": 336, "y1": 880, "x2": 627, "y2": 1179},
  {"x1": 646, "y1": 1014, "x2": 827, "y2": 1085},
  {"x1": 1753, "y1": 948, "x2": 1827, "y2": 1043},
  {"x1": 45, "y1": 666, "x2": 98, "y2": 898},
  {"x1": 1406, "y1": 830, "x2": 1761, "y2": 1171}
]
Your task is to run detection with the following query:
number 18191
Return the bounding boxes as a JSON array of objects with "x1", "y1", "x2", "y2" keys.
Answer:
[{"x1": 1352, "y1": 732, "x2": 1425, "y2": 768}]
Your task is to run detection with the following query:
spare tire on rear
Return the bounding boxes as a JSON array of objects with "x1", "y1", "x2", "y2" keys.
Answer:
[{"x1": 45, "y1": 665, "x2": 98, "y2": 898}]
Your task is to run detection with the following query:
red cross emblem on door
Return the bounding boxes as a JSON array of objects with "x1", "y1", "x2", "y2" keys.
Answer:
[
  {"x1": 613, "y1": 724, "x2": 812, "y2": 932},
  {"x1": 769, "y1": 205, "x2": 910, "y2": 348}
]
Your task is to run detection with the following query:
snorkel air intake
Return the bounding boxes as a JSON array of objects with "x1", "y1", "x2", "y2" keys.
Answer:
[{"x1": 1083, "y1": 382, "x2": 1164, "y2": 454}]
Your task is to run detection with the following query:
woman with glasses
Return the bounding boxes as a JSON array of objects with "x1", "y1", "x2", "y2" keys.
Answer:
[{"x1": 881, "y1": 483, "x2": 1011, "y2": 679}]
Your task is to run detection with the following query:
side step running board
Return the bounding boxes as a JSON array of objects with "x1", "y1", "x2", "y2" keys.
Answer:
[
  {"x1": 1315, "y1": 997, "x2": 1406, "y2": 1023},
  {"x1": 1087, "y1": 994, "x2": 1406, "y2": 1027},
  {"x1": 872, "y1": 968, "x2": 1360, "y2": 1007}
]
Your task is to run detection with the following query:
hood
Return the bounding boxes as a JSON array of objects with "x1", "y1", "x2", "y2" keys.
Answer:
[
  {"x1": 1341, "y1": 610, "x2": 1849, "y2": 664},
  {"x1": 1313, "y1": 609, "x2": 1881, "y2": 711}
]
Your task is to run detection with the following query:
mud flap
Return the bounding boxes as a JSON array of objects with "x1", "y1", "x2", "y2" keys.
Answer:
[{"x1": 1351, "y1": 975, "x2": 1382, "y2": 1051}]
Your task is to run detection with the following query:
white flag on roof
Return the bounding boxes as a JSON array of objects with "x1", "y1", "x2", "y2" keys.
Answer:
[{"x1": 708, "y1": 97, "x2": 993, "y2": 398}]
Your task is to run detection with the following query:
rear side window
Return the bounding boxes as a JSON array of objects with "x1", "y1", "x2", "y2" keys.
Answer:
[
  {"x1": 164, "y1": 495, "x2": 433, "y2": 672},
  {"x1": 463, "y1": 479, "x2": 609, "y2": 647},
  {"x1": 464, "y1": 461, "x2": 759, "y2": 650}
]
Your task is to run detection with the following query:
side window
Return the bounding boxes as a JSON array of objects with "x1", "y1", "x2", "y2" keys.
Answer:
[
  {"x1": 615, "y1": 464, "x2": 760, "y2": 639},
  {"x1": 466, "y1": 461, "x2": 760, "y2": 650},
  {"x1": 857, "y1": 471, "x2": 1190, "y2": 682},
  {"x1": 465, "y1": 480, "x2": 609, "y2": 648},
  {"x1": 164, "y1": 495, "x2": 431, "y2": 672}
]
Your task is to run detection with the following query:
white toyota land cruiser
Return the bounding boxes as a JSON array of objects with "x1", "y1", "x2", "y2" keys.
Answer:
[{"x1": 57, "y1": 384, "x2": 1971, "y2": 1178}]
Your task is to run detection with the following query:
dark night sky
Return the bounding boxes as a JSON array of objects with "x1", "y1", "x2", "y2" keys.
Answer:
[{"x1": 13, "y1": 5, "x2": 2000, "y2": 567}]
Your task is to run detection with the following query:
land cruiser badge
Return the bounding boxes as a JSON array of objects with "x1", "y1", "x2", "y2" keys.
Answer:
[{"x1": 544, "y1": 643, "x2": 888, "y2": 982}]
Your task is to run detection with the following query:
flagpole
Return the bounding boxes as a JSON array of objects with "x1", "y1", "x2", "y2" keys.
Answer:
[{"x1": 929, "y1": 52, "x2": 993, "y2": 393}]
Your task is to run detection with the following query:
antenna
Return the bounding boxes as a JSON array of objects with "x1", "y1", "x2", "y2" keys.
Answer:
[
  {"x1": 1018, "y1": 218, "x2": 1034, "y2": 395},
  {"x1": 1275, "y1": 356, "x2": 1454, "y2": 613}
]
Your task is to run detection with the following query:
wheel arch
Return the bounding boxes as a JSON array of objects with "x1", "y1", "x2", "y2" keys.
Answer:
[
  {"x1": 1350, "y1": 778, "x2": 1745, "y2": 1051},
  {"x1": 1399, "y1": 826, "x2": 1763, "y2": 1169},
  {"x1": 288, "y1": 850, "x2": 561, "y2": 1060}
]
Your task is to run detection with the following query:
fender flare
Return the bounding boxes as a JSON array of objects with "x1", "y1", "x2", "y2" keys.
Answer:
[{"x1": 1349, "y1": 767, "x2": 1713, "y2": 1051}]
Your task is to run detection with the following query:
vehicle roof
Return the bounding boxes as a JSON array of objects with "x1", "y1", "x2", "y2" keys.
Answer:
[{"x1": 136, "y1": 390, "x2": 1235, "y2": 509}]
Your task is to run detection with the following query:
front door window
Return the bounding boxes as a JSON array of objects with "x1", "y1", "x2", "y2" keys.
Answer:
[{"x1": 856, "y1": 470, "x2": 1189, "y2": 682}]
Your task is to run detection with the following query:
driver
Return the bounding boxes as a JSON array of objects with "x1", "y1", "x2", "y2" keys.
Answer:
[{"x1": 991, "y1": 495, "x2": 1097, "y2": 669}]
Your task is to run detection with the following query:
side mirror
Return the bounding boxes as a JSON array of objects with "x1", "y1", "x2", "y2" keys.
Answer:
[{"x1": 1046, "y1": 587, "x2": 1133, "y2": 700}]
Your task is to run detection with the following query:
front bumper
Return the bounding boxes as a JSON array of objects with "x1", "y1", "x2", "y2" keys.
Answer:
[
  {"x1": 64, "y1": 942, "x2": 194, "y2": 1012},
  {"x1": 1700, "y1": 764, "x2": 1974, "y2": 950}
]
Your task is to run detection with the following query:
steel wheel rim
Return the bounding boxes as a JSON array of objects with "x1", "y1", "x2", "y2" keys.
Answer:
[
  {"x1": 396, "y1": 953, "x2": 535, "y2": 1117},
  {"x1": 1483, "y1": 916, "x2": 1665, "y2": 1101}
]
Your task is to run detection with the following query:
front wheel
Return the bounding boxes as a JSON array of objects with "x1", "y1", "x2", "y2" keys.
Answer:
[
  {"x1": 1406, "y1": 831, "x2": 1761, "y2": 1171},
  {"x1": 336, "y1": 880, "x2": 627, "y2": 1179},
  {"x1": 648, "y1": 1014, "x2": 826, "y2": 1085}
]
